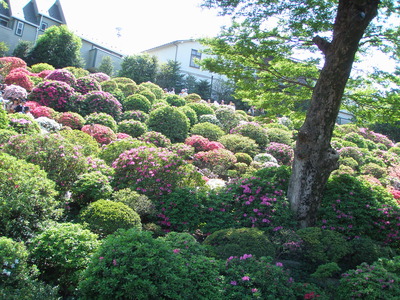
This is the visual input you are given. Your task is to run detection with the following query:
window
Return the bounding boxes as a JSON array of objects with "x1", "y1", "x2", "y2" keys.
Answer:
[
  {"x1": 0, "y1": 16, "x2": 9, "y2": 28},
  {"x1": 40, "y1": 22, "x2": 48, "y2": 31},
  {"x1": 15, "y1": 21, "x2": 24, "y2": 36},
  {"x1": 190, "y1": 49, "x2": 202, "y2": 68}
]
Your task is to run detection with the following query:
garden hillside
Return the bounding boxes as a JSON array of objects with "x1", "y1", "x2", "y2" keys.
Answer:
[{"x1": 0, "y1": 56, "x2": 400, "y2": 299}]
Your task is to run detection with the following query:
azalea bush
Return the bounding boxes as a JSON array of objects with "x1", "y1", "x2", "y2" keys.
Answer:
[
  {"x1": 73, "y1": 76, "x2": 101, "y2": 94},
  {"x1": 215, "y1": 106, "x2": 243, "y2": 132},
  {"x1": 89, "y1": 72, "x2": 110, "y2": 82},
  {"x1": 5, "y1": 68, "x2": 35, "y2": 91},
  {"x1": 79, "y1": 199, "x2": 142, "y2": 237},
  {"x1": 2, "y1": 133, "x2": 88, "y2": 191},
  {"x1": 265, "y1": 127, "x2": 294, "y2": 145},
  {"x1": 29, "y1": 222, "x2": 100, "y2": 297},
  {"x1": 59, "y1": 129, "x2": 100, "y2": 157},
  {"x1": 190, "y1": 122, "x2": 225, "y2": 141},
  {"x1": 231, "y1": 121, "x2": 270, "y2": 149},
  {"x1": 179, "y1": 105, "x2": 198, "y2": 126},
  {"x1": 193, "y1": 148, "x2": 237, "y2": 177},
  {"x1": 198, "y1": 113, "x2": 221, "y2": 126},
  {"x1": 35, "y1": 117, "x2": 63, "y2": 132},
  {"x1": 99, "y1": 138, "x2": 150, "y2": 165},
  {"x1": 2, "y1": 84, "x2": 28, "y2": 100},
  {"x1": 112, "y1": 188, "x2": 155, "y2": 221},
  {"x1": 71, "y1": 172, "x2": 113, "y2": 207},
  {"x1": 185, "y1": 135, "x2": 225, "y2": 152},
  {"x1": 84, "y1": 112, "x2": 118, "y2": 132},
  {"x1": 28, "y1": 80, "x2": 75, "y2": 111},
  {"x1": 30, "y1": 63, "x2": 55, "y2": 73},
  {"x1": 218, "y1": 134, "x2": 260, "y2": 157},
  {"x1": 165, "y1": 94, "x2": 186, "y2": 107},
  {"x1": 81, "y1": 91, "x2": 122, "y2": 119},
  {"x1": 138, "y1": 131, "x2": 171, "y2": 147},
  {"x1": 120, "y1": 110, "x2": 149, "y2": 123},
  {"x1": 45, "y1": 69, "x2": 76, "y2": 86},
  {"x1": 265, "y1": 142, "x2": 294, "y2": 166},
  {"x1": 112, "y1": 146, "x2": 190, "y2": 196},
  {"x1": 118, "y1": 120, "x2": 147, "y2": 138},
  {"x1": 122, "y1": 94, "x2": 151, "y2": 113},
  {"x1": 0, "y1": 57, "x2": 27, "y2": 74},
  {"x1": 29, "y1": 105, "x2": 58, "y2": 119},
  {"x1": 81, "y1": 124, "x2": 117, "y2": 145},
  {"x1": 168, "y1": 143, "x2": 195, "y2": 159},
  {"x1": 56, "y1": 111, "x2": 85, "y2": 129},
  {"x1": 8, "y1": 113, "x2": 41, "y2": 134},
  {"x1": 186, "y1": 102, "x2": 215, "y2": 118},
  {"x1": 0, "y1": 153, "x2": 60, "y2": 241}
]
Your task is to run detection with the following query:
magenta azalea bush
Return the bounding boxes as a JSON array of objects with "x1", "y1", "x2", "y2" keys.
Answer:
[
  {"x1": 45, "y1": 69, "x2": 77, "y2": 86},
  {"x1": 28, "y1": 80, "x2": 75, "y2": 111},
  {"x1": 265, "y1": 142, "x2": 294, "y2": 166},
  {"x1": 185, "y1": 135, "x2": 225, "y2": 152},
  {"x1": 139, "y1": 131, "x2": 171, "y2": 148},
  {"x1": 112, "y1": 146, "x2": 191, "y2": 196},
  {"x1": 73, "y1": 76, "x2": 101, "y2": 94},
  {"x1": 81, "y1": 91, "x2": 122, "y2": 119},
  {"x1": 193, "y1": 148, "x2": 237, "y2": 176},
  {"x1": 30, "y1": 105, "x2": 58, "y2": 119},
  {"x1": 81, "y1": 124, "x2": 117, "y2": 145}
]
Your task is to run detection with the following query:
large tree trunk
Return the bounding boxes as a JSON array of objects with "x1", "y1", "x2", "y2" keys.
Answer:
[{"x1": 288, "y1": 0, "x2": 379, "y2": 228}]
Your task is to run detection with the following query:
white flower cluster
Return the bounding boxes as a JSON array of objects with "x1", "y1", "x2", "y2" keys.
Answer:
[{"x1": 36, "y1": 117, "x2": 62, "y2": 133}]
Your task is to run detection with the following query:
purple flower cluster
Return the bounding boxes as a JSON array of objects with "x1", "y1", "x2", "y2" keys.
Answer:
[
  {"x1": 28, "y1": 80, "x2": 75, "y2": 111},
  {"x1": 45, "y1": 69, "x2": 77, "y2": 86},
  {"x1": 74, "y1": 76, "x2": 101, "y2": 95}
]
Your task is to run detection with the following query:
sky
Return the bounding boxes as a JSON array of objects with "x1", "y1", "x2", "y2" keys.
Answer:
[{"x1": 61, "y1": 0, "x2": 231, "y2": 55}]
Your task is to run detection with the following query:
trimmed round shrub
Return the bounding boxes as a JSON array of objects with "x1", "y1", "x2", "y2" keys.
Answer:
[
  {"x1": 118, "y1": 120, "x2": 147, "y2": 138},
  {"x1": 59, "y1": 129, "x2": 100, "y2": 156},
  {"x1": 122, "y1": 94, "x2": 151, "y2": 113},
  {"x1": 71, "y1": 172, "x2": 113, "y2": 207},
  {"x1": 218, "y1": 134, "x2": 260, "y2": 157},
  {"x1": 190, "y1": 122, "x2": 225, "y2": 141},
  {"x1": 0, "y1": 107, "x2": 8, "y2": 130},
  {"x1": 265, "y1": 142, "x2": 294, "y2": 166},
  {"x1": 56, "y1": 111, "x2": 85, "y2": 129},
  {"x1": 198, "y1": 114, "x2": 221, "y2": 126},
  {"x1": 8, "y1": 113, "x2": 41, "y2": 134},
  {"x1": 81, "y1": 91, "x2": 122, "y2": 119},
  {"x1": 112, "y1": 188, "x2": 155, "y2": 219},
  {"x1": 81, "y1": 124, "x2": 117, "y2": 145},
  {"x1": 254, "y1": 153, "x2": 279, "y2": 165},
  {"x1": 28, "y1": 80, "x2": 75, "y2": 111},
  {"x1": 112, "y1": 146, "x2": 189, "y2": 195},
  {"x1": 0, "y1": 128, "x2": 18, "y2": 145},
  {"x1": 203, "y1": 227, "x2": 276, "y2": 259},
  {"x1": 2, "y1": 133, "x2": 88, "y2": 191},
  {"x1": 84, "y1": 112, "x2": 117, "y2": 132},
  {"x1": 215, "y1": 106, "x2": 242, "y2": 132},
  {"x1": 79, "y1": 228, "x2": 222, "y2": 299},
  {"x1": 360, "y1": 162, "x2": 388, "y2": 179},
  {"x1": 186, "y1": 102, "x2": 215, "y2": 118},
  {"x1": 147, "y1": 106, "x2": 190, "y2": 143},
  {"x1": 165, "y1": 94, "x2": 186, "y2": 107},
  {"x1": 5, "y1": 68, "x2": 35, "y2": 91},
  {"x1": 231, "y1": 122, "x2": 269, "y2": 149},
  {"x1": 30, "y1": 105, "x2": 59, "y2": 119},
  {"x1": 185, "y1": 135, "x2": 212, "y2": 152},
  {"x1": 86, "y1": 156, "x2": 115, "y2": 178},
  {"x1": 29, "y1": 223, "x2": 100, "y2": 297},
  {"x1": 119, "y1": 83, "x2": 139, "y2": 97},
  {"x1": 3, "y1": 84, "x2": 28, "y2": 100},
  {"x1": 30, "y1": 63, "x2": 55, "y2": 73},
  {"x1": 99, "y1": 138, "x2": 150, "y2": 165},
  {"x1": 265, "y1": 127, "x2": 294, "y2": 145},
  {"x1": 184, "y1": 93, "x2": 202, "y2": 102},
  {"x1": 100, "y1": 79, "x2": 118, "y2": 93},
  {"x1": 120, "y1": 110, "x2": 149, "y2": 123},
  {"x1": 63, "y1": 67, "x2": 89, "y2": 79},
  {"x1": 317, "y1": 174, "x2": 400, "y2": 246},
  {"x1": 336, "y1": 257, "x2": 400, "y2": 300},
  {"x1": 0, "y1": 153, "x2": 59, "y2": 241},
  {"x1": 139, "y1": 82, "x2": 164, "y2": 99},
  {"x1": 235, "y1": 152, "x2": 253, "y2": 165},
  {"x1": 73, "y1": 76, "x2": 101, "y2": 94},
  {"x1": 139, "y1": 131, "x2": 171, "y2": 147},
  {"x1": 79, "y1": 199, "x2": 142, "y2": 236},
  {"x1": 193, "y1": 148, "x2": 237, "y2": 176},
  {"x1": 167, "y1": 143, "x2": 195, "y2": 160},
  {"x1": 138, "y1": 88, "x2": 156, "y2": 103},
  {"x1": 179, "y1": 105, "x2": 198, "y2": 126},
  {"x1": 35, "y1": 116, "x2": 62, "y2": 132},
  {"x1": 89, "y1": 72, "x2": 110, "y2": 82},
  {"x1": 45, "y1": 69, "x2": 76, "y2": 86}
]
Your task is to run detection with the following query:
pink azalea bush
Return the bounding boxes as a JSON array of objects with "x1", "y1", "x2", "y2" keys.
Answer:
[
  {"x1": 81, "y1": 91, "x2": 122, "y2": 119},
  {"x1": 0, "y1": 57, "x2": 27, "y2": 74},
  {"x1": 112, "y1": 146, "x2": 190, "y2": 195},
  {"x1": 139, "y1": 131, "x2": 171, "y2": 148},
  {"x1": 81, "y1": 124, "x2": 117, "y2": 145},
  {"x1": 185, "y1": 135, "x2": 225, "y2": 152},
  {"x1": 45, "y1": 69, "x2": 77, "y2": 86},
  {"x1": 28, "y1": 80, "x2": 75, "y2": 111},
  {"x1": 30, "y1": 105, "x2": 58, "y2": 119},
  {"x1": 5, "y1": 68, "x2": 35, "y2": 91},
  {"x1": 56, "y1": 112, "x2": 86, "y2": 129},
  {"x1": 193, "y1": 148, "x2": 237, "y2": 177},
  {"x1": 265, "y1": 142, "x2": 294, "y2": 166},
  {"x1": 73, "y1": 76, "x2": 101, "y2": 94}
]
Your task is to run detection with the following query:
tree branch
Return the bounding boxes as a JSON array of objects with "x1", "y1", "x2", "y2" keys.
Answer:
[{"x1": 312, "y1": 35, "x2": 331, "y2": 55}]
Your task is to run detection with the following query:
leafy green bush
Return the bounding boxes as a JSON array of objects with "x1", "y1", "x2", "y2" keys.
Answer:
[
  {"x1": 99, "y1": 138, "x2": 149, "y2": 165},
  {"x1": 8, "y1": 113, "x2": 41, "y2": 134},
  {"x1": 0, "y1": 107, "x2": 9, "y2": 129},
  {"x1": 139, "y1": 131, "x2": 171, "y2": 147},
  {"x1": 29, "y1": 222, "x2": 100, "y2": 297},
  {"x1": 79, "y1": 199, "x2": 142, "y2": 236},
  {"x1": 184, "y1": 93, "x2": 202, "y2": 102},
  {"x1": 360, "y1": 162, "x2": 388, "y2": 179},
  {"x1": 164, "y1": 94, "x2": 186, "y2": 107},
  {"x1": 230, "y1": 121, "x2": 269, "y2": 149},
  {"x1": 138, "y1": 88, "x2": 156, "y2": 104},
  {"x1": 56, "y1": 111, "x2": 85, "y2": 129},
  {"x1": 84, "y1": 112, "x2": 118, "y2": 132},
  {"x1": 120, "y1": 110, "x2": 149, "y2": 123},
  {"x1": 71, "y1": 172, "x2": 113, "y2": 207},
  {"x1": 168, "y1": 142, "x2": 195, "y2": 159},
  {"x1": 117, "y1": 120, "x2": 147, "y2": 138},
  {"x1": 79, "y1": 228, "x2": 222, "y2": 299},
  {"x1": 215, "y1": 106, "x2": 243, "y2": 132},
  {"x1": 179, "y1": 105, "x2": 198, "y2": 126},
  {"x1": 186, "y1": 102, "x2": 215, "y2": 117},
  {"x1": 190, "y1": 122, "x2": 225, "y2": 141},
  {"x1": 0, "y1": 153, "x2": 60, "y2": 241},
  {"x1": 265, "y1": 142, "x2": 294, "y2": 166},
  {"x1": 265, "y1": 127, "x2": 294, "y2": 145},
  {"x1": 147, "y1": 106, "x2": 189, "y2": 143},
  {"x1": 30, "y1": 63, "x2": 55, "y2": 73},
  {"x1": 139, "y1": 81, "x2": 164, "y2": 99},
  {"x1": 0, "y1": 128, "x2": 17, "y2": 145},
  {"x1": 235, "y1": 152, "x2": 253, "y2": 165},
  {"x1": 198, "y1": 113, "x2": 221, "y2": 126},
  {"x1": 122, "y1": 94, "x2": 151, "y2": 113},
  {"x1": 59, "y1": 129, "x2": 100, "y2": 156},
  {"x1": 204, "y1": 227, "x2": 276, "y2": 259},
  {"x1": 218, "y1": 134, "x2": 260, "y2": 157},
  {"x1": 112, "y1": 188, "x2": 155, "y2": 220},
  {"x1": 336, "y1": 257, "x2": 400, "y2": 300}
]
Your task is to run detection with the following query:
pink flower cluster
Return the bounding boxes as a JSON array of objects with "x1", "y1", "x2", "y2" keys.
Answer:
[
  {"x1": 56, "y1": 112, "x2": 85, "y2": 129},
  {"x1": 82, "y1": 124, "x2": 117, "y2": 145},
  {"x1": 45, "y1": 69, "x2": 77, "y2": 86},
  {"x1": 185, "y1": 135, "x2": 225, "y2": 152},
  {"x1": 74, "y1": 76, "x2": 101, "y2": 94},
  {"x1": 89, "y1": 72, "x2": 110, "y2": 82},
  {"x1": 28, "y1": 80, "x2": 75, "y2": 111}
]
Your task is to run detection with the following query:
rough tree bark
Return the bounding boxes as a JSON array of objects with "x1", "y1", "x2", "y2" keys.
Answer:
[{"x1": 288, "y1": 0, "x2": 380, "y2": 228}]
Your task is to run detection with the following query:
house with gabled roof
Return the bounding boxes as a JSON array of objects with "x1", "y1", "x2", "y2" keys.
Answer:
[{"x1": 0, "y1": 0, "x2": 123, "y2": 72}]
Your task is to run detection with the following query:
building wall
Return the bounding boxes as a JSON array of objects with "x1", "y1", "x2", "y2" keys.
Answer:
[{"x1": 81, "y1": 39, "x2": 123, "y2": 73}]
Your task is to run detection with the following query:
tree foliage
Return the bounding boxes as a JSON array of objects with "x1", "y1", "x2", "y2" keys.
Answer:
[
  {"x1": 28, "y1": 25, "x2": 83, "y2": 68},
  {"x1": 118, "y1": 53, "x2": 158, "y2": 84}
]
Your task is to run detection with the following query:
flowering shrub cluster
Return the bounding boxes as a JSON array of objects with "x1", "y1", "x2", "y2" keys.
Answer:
[
  {"x1": 45, "y1": 69, "x2": 77, "y2": 86},
  {"x1": 29, "y1": 105, "x2": 58, "y2": 119},
  {"x1": 99, "y1": 138, "x2": 149, "y2": 165},
  {"x1": 265, "y1": 142, "x2": 294, "y2": 166},
  {"x1": 117, "y1": 120, "x2": 147, "y2": 138},
  {"x1": 3, "y1": 84, "x2": 28, "y2": 100},
  {"x1": 0, "y1": 57, "x2": 27, "y2": 74},
  {"x1": 185, "y1": 135, "x2": 225, "y2": 152},
  {"x1": 218, "y1": 134, "x2": 260, "y2": 157},
  {"x1": 139, "y1": 131, "x2": 171, "y2": 147},
  {"x1": 190, "y1": 122, "x2": 226, "y2": 141},
  {"x1": 84, "y1": 112, "x2": 117, "y2": 132},
  {"x1": 120, "y1": 110, "x2": 149, "y2": 123},
  {"x1": 81, "y1": 91, "x2": 122, "y2": 119},
  {"x1": 28, "y1": 80, "x2": 75, "y2": 111},
  {"x1": 81, "y1": 124, "x2": 117, "y2": 145},
  {"x1": 5, "y1": 68, "x2": 35, "y2": 91},
  {"x1": 193, "y1": 148, "x2": 237, "y2": 176},
  {"x1": 35, "y1": 116, "x2": 62, "y2": 132},
  {"x1": 73, "y1": 76, "x2": 101, "y2": 94},
  {"x1": 231, "y1": 121, "x2": 269, "y2": 149},
  {"x1": 112, "y1": 146, "x2": 190, "y2": 195},
  {"x1": 89, "y1": 72, "x2": 110, "y2": 82},
  {"x1": 8, "y1": 114, "x2": 41, "y2": 134},
  {"x1": 56, "y1": 112, "x2": 85, "y2": 129}
]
